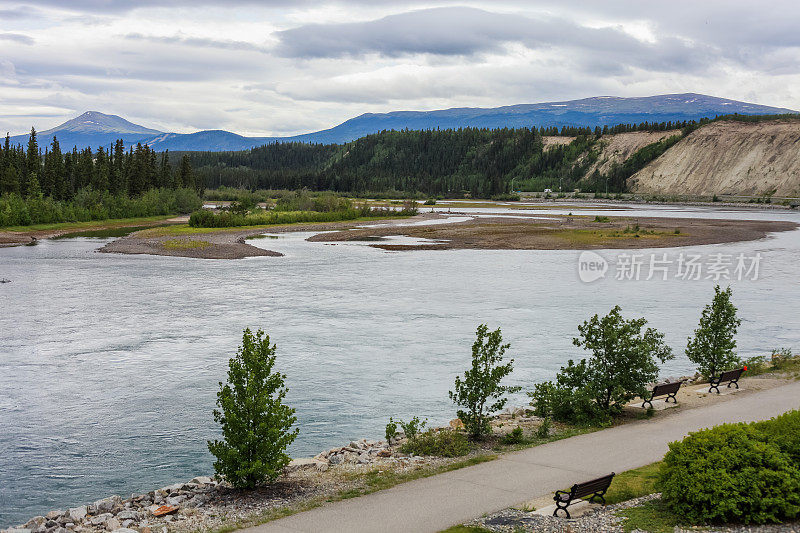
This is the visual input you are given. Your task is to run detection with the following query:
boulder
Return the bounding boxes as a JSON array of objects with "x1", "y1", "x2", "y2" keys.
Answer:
[
  {"x1": 105, "y1": 518, "x2": 120, "y2": 531},
  {"x1": 111, "y1": 529, "x2": 138, "y2": 533},
  {"x1": 286, "y1": 458, "x2": 329, "y2": 473},
  {"x1": 22, "y1": 518, "x2": 44, "y2": 530},
  {"x1": 190, "y1": 476, "x2": 213, "y2": 485},
  {"x1": 89, "y1": 514, "x2": 113, "y2": 526},
  {"x1": 4, "y1": 529, "x2": 31, "y2": 533},
  {"x1": 44, "y1": 511, "x2": 63, "y2": 521},
  {"x1": 449, "y1": 418, "x2": 465, "y2": 430},
  {"x1": 115, "y1": 511, "x2": 138, "y2": 521},
  {"x1": 67, "y1": 506, "x2": 87, "y2": 522},
  {"x1": 94, "y1": 497, "x2": 121, "y2": 513},
  {"x1": 377, "y1": 449, "x2": 392, "y2": 457}
]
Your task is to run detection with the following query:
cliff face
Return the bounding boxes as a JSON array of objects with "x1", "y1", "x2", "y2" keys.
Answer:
[
  {"x1": 628, "y1": 121, "x2": 800, "y2": 197},
  {"x1": 588, "y1": 130, "x2": 680, "y2": 176}
]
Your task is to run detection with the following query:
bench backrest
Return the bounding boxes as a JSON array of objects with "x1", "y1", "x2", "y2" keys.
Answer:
[
  {"x1": 652, "y1": 381, "x2": 681, "y2": 396},
  {"x1": 570, "y1": 473, "x2": 615, "y2": 499},
  {"x1": 718, "y1": 368, "x2": 744, "y2": 381}
]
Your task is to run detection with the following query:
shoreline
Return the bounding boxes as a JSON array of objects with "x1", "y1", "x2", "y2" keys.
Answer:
[
  {"x1": 98, "y1": 213, "x2": 798, "y2": 259},
  {"x1": 5, "y1": 371, "x2": 796, "y2": 533}
]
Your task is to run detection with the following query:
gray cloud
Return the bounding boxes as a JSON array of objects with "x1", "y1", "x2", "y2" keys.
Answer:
[
  {"x1": 0, "y1": 32, "x2": 34, "y2": 44},
  {"x1": 275, "y1": 7, "x2": 710, "y2": 75},
  {"x1": 124, "y1": 33, "x2": 270, "y2": 54}
]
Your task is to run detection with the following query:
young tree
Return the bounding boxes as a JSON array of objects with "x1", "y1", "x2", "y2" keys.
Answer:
[
  {"x1": 530, "y1": 306, "x2": 673, "y2": 424},
  {"x1": 179, "y1": 154, "x2": 194, "y2": 190},
  {"x1": 568, "y1": 306, "x2": 674, "y2": 412},
  {"x1": 449, "y1": 324, "x2": 520, "y2": 439},
  {"x1": 207, "y1": 328, "x2": 298, "y2": 489},
  {"x1": 686, "y1": 285, "x2": 742, "y2": 379}
]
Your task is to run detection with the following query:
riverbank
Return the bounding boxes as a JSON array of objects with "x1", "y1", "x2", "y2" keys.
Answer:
[
  {"x1": 97, "y1": 216, "x2": 418, "y2": 259},
  {"x1": 94, "y1": 211, "x2": 798, "y2": 259},
  {"x1": 6, "y1": 370, "x2": 797, "y2": 533},
  {"x1": 0, "y1": 216, "x2": 185, "y2": 247},
  {"x1": 309, "y1": 214, "x2": 797, "y2": 251}
]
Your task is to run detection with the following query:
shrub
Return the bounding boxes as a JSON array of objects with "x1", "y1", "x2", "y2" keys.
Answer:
[
  {"x1": 659, "y1": 422, "x2": 800, "y2": 524},
  {"x1": 686, "y1": 285, "x2": 742, "y2": 379},
  {"x1": 743, "y1": 355, "x2": 769, "y2": 375},
  {"x1": 771, "y1": 347, "x2": 795, "y2": 370},
  {"x1": 535, "y1": 418, "x2": 551, "y2": 439},
  {"x1": 398, "y1": 416, "x2": 426, "y2": 439},
  {"x1": 449, "y1": 325, "x2": 521, "y2": 439},
  {"x1": 401, "y1": 429, "x2": 470, "y2": 457},
  {"x1": 528, "y1": 381, "x2": 610, "y2": 426},
  {"x1": 594, "y1": 215, "x2": 610, "y2": 222},
  {"x1": 502, "y1": 427, "x2": 525, "y2": 444},
  {"x1": 385, "y1": 417, "x2": 399, "y2": 442},
  {"x1": 207, "y1": 328, "x2": 298, "y2": 488},
  {"x1": 424, "y1": 199, "x2": 437, "y2": 205},
  {"x1": 752, "y1": 409, "x2": 800, "y2": 464}
]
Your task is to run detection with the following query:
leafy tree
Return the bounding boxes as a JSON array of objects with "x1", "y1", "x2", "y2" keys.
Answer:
[
  {"x1": 530, "y1": 306, "x2": 673, "y2": 423},
  {"x1": 0, "y1": 165, "x2": 20, "y2": 195},
  {"x1": 207, "y1": 328, "x2": 298, "y2": 489},
  {"x1": 449, "y1": 324, "x2": 520, "y2": 439},
  {"x1": 686, "y1": 285, "x2": 742, "y2": 379}
]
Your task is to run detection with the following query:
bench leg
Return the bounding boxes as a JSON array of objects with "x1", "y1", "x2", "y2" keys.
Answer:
[
  {"x1": 665, "y1": 393, "x2": 677, "y2": 404},
  {"x1": 709, "y1": 384, "x2": 720, "y2": 394},
  {"x1": 642, "y1": 399, "x2": 653, "y2": 409},
  {"x1": 728, "y1": 380, "x2": 739, "y2": 389},
  {"x1": 553, "y1": 501, "x2": 571, "y2": 519}
]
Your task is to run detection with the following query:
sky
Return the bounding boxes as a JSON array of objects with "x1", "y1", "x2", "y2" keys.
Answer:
[{"x1": 1, "y1": 0, "x2": 800, "y2": 136}]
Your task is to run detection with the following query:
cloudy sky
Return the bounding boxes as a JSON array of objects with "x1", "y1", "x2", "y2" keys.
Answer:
[{"x1": 2, "y1": 0, "x2": 799, "y2": 136}]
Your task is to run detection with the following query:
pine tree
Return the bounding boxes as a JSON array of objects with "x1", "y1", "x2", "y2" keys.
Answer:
[
  {"x1": 686, "y1": 286, "x2": 742, "y2": 379},
  {"x1": 207, "y1": 328, "x2": 298, "y2": 489},
  {"x1": 178, "y1": 154, "x2": 194, "y2": 190}
]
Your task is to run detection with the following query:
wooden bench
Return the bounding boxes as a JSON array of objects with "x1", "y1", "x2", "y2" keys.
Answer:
[
  {"x1": 553, "y1": 473, "x2": 615, "y2": 518},
  {"x1": 641, "y1": 381, "x2": 682, "y2": 409},
  {"x1": 708, "y1": 367, "x2": 745, "y2": 394}
]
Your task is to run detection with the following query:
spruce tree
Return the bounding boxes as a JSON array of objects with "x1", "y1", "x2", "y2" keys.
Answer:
[
  {"x1": 207, "y1": 328, "x2": 298, "y2": 489},
  {"x1": 686, "y1": 285, "x2": 742, "y2": 379},
  {"x1": 178, "y1": 154, "x2": 194, "y2": 190}
]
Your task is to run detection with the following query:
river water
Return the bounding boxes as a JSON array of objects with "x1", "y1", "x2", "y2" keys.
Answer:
[{"x1": 1, "y1": 203, "x2": 799, "y2": 525}]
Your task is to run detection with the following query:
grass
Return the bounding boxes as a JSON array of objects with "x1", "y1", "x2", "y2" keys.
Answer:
[
  {"x1": 551, "y1": 228, "x2": 679, "y2": 245},
  {"x1": 136, "y1": 215, "x2": 411, "y2": 238},
  {"x1": 162, "y1": 239, "x2": 212, "y2": 250},
  {"x1": 615, "y1": 499, "x2": 683, "y2": 533},
  {"x1": 439, "y1": 526, "x2": 495, "y2": 533},
  {"x1": 604, "y1": 462, "x2": 662, "y2": 504},
  {"x1": 0, "y1": 215, "x2": 177, "y2": 233}
]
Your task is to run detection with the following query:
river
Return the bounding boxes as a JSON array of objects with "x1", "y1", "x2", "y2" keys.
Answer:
[{"x1": 1, "y1": 202, "x2": 799, "y2": 525}]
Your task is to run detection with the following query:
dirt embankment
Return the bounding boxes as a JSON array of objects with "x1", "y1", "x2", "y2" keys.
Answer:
[
  {"x1": 307, "y1": 214, "x2": 797, "y2": 251},
  {"x1": 586, "y1": 130, "x2": 681, "y2": 176},
  {"x1": 629, "y1": 120, "x2": 800, "y2": 197}
]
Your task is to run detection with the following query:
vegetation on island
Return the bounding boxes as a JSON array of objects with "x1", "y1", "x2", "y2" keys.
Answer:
[
  {"x1": 188, "y1": 192, "x2": 418, "y2": 228},
  {"x1": 0, "y1": 129, "x2": 202, "y2": 227}
]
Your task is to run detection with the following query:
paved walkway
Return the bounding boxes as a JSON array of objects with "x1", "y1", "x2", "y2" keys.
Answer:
[{"x1": 244, "y1": 381, "x2": 800, "y2": 533}]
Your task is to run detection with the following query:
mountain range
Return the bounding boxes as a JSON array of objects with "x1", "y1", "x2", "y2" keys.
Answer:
[{"x1": 7, "y1": 93, "x2": 796, "y2": 152}]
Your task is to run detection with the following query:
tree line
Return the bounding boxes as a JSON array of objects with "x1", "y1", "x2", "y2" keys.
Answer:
[
  {"x1": 186, "y1": 120, "x2": 703, "y2": 197},
  {"x1": 0, "y1": 128, "x2": 202, "y2": 200}
]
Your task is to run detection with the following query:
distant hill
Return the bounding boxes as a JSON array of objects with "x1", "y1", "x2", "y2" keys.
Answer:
[
  {"x1": 9, "y1": 111, "x2": 162, "y2": 150},
  {"x1": 6, "y1": 94, "x2": 796, "y2": 152}
]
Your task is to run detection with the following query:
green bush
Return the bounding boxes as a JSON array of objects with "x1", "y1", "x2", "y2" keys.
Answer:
[
  {"x1": 528, "y1": 382, "x2": 609, "y2": 426},
  {"x1": 0, "y1": 188, "x2": 202, "y2": 227},
  {"x1": 501, "y1": 427, "x2": 525, "y2": 444},
  {"x1": 659, "y1": 422, "x2": 800, "y2": 524},
  {"x1": 398, "y1": 416, "x2": 427, "y2": 439},
  {"x1": 401, "y1": 429, "x2": 470, "y2": 457},
  {"x1": 752, "y1": 410, "x2": 800, "y2": 464},
  {"x1": 385, "y1": 417, "x2": 399, "y2": 442}
]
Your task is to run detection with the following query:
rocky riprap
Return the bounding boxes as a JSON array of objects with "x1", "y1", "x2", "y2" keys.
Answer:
[{"x1": 1, "y1": 437, "x2": 439, "y2": 533}]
